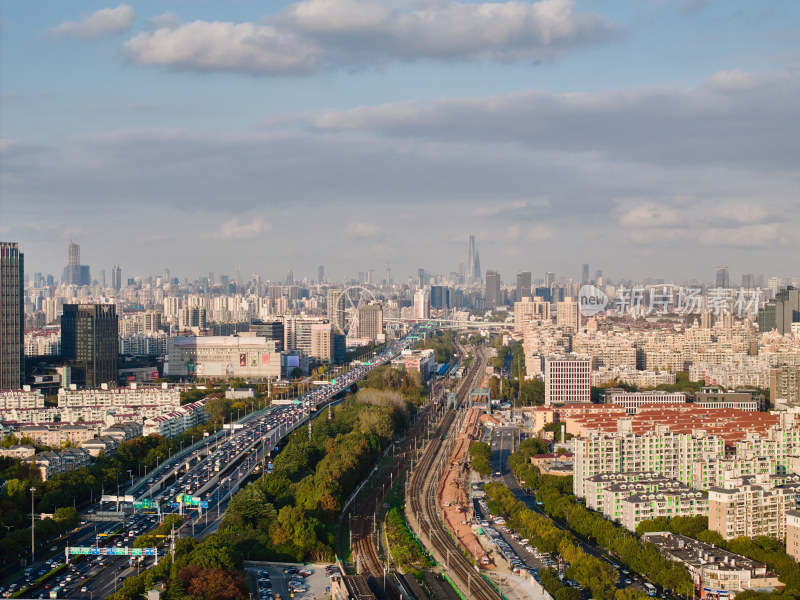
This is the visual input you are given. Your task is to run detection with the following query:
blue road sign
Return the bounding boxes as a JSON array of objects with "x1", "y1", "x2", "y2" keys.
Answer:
[{"x1": 200, "y1": 501, "x2": 209, "y2": 508}]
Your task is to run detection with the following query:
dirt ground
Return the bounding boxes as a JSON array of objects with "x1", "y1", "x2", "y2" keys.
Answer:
[{"x1": 436, "y1": 407, "x2": 496, "y2": 571}]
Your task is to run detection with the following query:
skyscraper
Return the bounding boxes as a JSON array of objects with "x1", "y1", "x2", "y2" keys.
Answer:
[
  {"x1": 317, "y1": 265, "x2": 325, "y2": 284},
  {"x1": 63, "y1": 241, "x2": 90, "y2": 285},
  {"x1": 545, "y1": 271, "x2": 556, "y2": 288},
  {"x1": 485, "y1": 270, "x2": 501, "y2": 308},
  {"x1": 111, "y1": 265, "x2": 122, "y2": 291},
  {"x1": 515, "y1": 271, "x2": 532, "y2": 302},
  {"x1": 581, "y1": 263, "x2": 589, "y2": 285},
  {"x1": 414, "y1": 287, "x2": 430, "y2": 319},
  {"x1": 327, "y1": 289, "x2": 345, "y2": 333},
  {"x1": 466, "y1": 235, "x2": 482, "y2": 283},
  {"x1": 430, "y1": 285, "x2": 451, "y2": 310},
  {"x1": 0, "y1": 242, "x2": 24, "y2": 390},
  {"x1": 61, "y1": 303, "x2": 118, "y2": 388},
  {"x1": 716, "y1": 266, "x2": 730, "y2": 289}
]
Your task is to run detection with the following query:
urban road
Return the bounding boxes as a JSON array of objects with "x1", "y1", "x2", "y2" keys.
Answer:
[{"x1": 6, "y1": 329, "x2": 426, "y2": 600}]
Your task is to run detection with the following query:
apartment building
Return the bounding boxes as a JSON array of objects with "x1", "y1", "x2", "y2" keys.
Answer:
[
  {"x1": 24, "y1": 447, "x2": 92, "y2": 481},
  {"x1": 573, "y1": 426, "x2": 725, "y2": 497},
  {"x1": 0, "y1": 387, "x2": 45, "y2": 410},
  {"x1": 142, "y1": 400, "x2": 208, "y2": 438},
  {"x1": 620, "y1": 489, "x2": 708, "y2": 531},
  {"x1": 544, "y1": 356, "x2": 591, "y2": 405},
  {"x1": 57, "y1": 383, "x2": 181, "y2": 424},
  {"x1": 708, "y1": 474, "x2": 800, "y2": 540},
  {"x1": 785, "y1": 510, "x2": 800, "y2": 562},
  {"x1": 642, "y1": 532, "x2": 782, "y2": 599}
]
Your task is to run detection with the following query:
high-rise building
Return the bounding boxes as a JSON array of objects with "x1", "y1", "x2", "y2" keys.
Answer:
[
  {"x1": 68, "y1": 241, "x2": 80, "y2": 268},
  {"x1": 770, "y1": 366, "x2": 800, "y2": 409},
  {"x1": 466, "y1": 235, "x2": 482, "y2": 283},
  {"x1": 742, "y1": 273, "x2": 756, "y2": 289},
  {"x1": 544, "y1": 356, "x2": 591, "y2": 406},
  {"x1": 716, "y1": 266, "x2": 730, "y2": 289},
  {"x1": 250, "y1": 320, "x2": 285, "y2": 352},
  {"x1": 556, "y1": 298, "x2": 581, "y2": 331},
  {"x1": 327, "y1": 289, "x2": 344, "y2": 334},
  {"x1": 467, "y1": 235, "x2": 476, "y2": 283},
  {"x1": 430, "y1": 286, "x2": 450, "y2": 310},
  {"x1": 545, "y1": 271, "x2": 556, "y2": 288},
  {"x1": 0, "y1": 242, "x2": 24, "y2": 390},
  {"x1": 356, "y1": 303, "x2": 383, "y2": 340},
  {"x1": 581, "y1": 264, "x2": 589, "y2": 285},
  {"x1": 61, "y1": 303, "x2": 118, "y2": 388},
  {"x1": 317, "y1": 265, "x2": 325, "y2": 284},
  {"x1": 62, "y1": 241, "x2": 90, "y2": 286},
  {"x1": 485, "y1": 270, "x2": 501, "y2": 308},
  {"x1": 515, "y1": 271, "x2": 532, "y2": 303},
  {"x1": 111, "y1": 265, "x2": 122, "y2": 291},
  {"x1": 414, "y1": 288, "x2": 430, "y2": 320}
]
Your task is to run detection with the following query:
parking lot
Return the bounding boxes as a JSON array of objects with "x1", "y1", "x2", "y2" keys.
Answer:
[{"x1": 245, "y1": 563, "x2": 334, "y2": 600}]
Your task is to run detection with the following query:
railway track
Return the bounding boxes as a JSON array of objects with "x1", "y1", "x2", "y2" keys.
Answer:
[{"x1": 407, "y1": 344, "x2": 502, "y2": 600}]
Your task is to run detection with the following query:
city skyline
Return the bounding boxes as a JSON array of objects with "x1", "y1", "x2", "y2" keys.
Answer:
[{"x1": 2, "y1": 1, "x2": 799, "y2": 281}]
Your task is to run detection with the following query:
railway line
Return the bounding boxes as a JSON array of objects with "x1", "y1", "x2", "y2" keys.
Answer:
[{"x1": 407, "y1": 343, "x2": 502, "y2": 600}]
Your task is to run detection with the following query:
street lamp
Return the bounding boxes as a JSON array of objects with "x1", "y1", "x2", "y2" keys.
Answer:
[{"x1": 30, "y1": 487, "x2": 36, "y2": 565}]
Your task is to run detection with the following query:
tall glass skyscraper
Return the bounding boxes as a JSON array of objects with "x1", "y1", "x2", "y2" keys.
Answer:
[{"x1": 0, "y1": 242, "x2": 24, "y2": 390}]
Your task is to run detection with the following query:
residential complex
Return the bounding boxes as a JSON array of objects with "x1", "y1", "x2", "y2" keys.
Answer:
[{"x1": 643, "y1": 532, "x2": 782, "y2": 599}]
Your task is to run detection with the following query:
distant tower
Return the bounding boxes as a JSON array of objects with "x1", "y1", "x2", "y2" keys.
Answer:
[
  {"x1": 0, "y1": 242, "x2": 24, "y2": 390},
  {"x1": 581, "y1": 263, "x2": 589, "y2": 285},
  {"x1": 485, "y1": 271, "x2": 501, "y2": 308},
  {"x1": 716, "y1": 266, "x2": 730, "y2": 289},
  {"x1": 68, "y1": 241, "x2": 80, "y2": 268},
  {"x1": 474, "y1": 250, "x2": 481, "y2": 283},
  {"x1": 545, "y1": 271, "x2": 555, "y2": 288},
  {"x1": 111, "y1": 265, "x2": 122, "y2": 291},
  {"x1": 317, "y1": 265, "x2": 325, "y2": 284},
  {"x1": 516, "y1": 272, "x2": 531, "y2": 302},
  {"x1": 286, "y1": 269, "x2": 294, "y2": 285}
]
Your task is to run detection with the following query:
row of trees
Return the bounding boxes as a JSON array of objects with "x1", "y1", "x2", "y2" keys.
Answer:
[
  {"x1": 215, "y1": 367, "x2": 425, "y2": 563},
  {"x1": 505, "y1": 453, "x2": 693, "y2": 595}
]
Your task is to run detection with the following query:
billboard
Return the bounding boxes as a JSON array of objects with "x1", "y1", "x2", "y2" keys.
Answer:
[
  {"x1": 239, "y1": 353, "x2": 247, "y2": 367},
  {"x1": 250, "y1": 354, "x2": 257, "y2": 367},
  {"x1": 261, "y1": 353, "x2": 269, "y2": 366},
  {"x1": 286, "y1": 355, "x2": 300, "y2": 368}
]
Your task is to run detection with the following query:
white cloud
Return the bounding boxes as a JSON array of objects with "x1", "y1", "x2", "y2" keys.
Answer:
[
  {"x1": 216, "y1": 218, "x2": 271, "y2": 239},
  {"x1": 50, "y1": 4, "x2": 135, "y2": 39},
  {"x1": 120, "y1": 0, "x2": 620, "y2": 74},
  {"x1": 292, "y1": 69, "x2": 800, "y2": 170},
  {"x1": 121, "y1": 21, "x2": 320, "y2": 74},
  {"x1": 346, "y1": 220, "x2": 381, "y2": 240}
]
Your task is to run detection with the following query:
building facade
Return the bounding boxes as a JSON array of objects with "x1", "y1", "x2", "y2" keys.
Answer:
[
  {"x1": 0, "y1": 242, "x2": 24, "y2": 390},
  {"x1": 61, "y1": 303, "x2": 118, "y2": 388}
]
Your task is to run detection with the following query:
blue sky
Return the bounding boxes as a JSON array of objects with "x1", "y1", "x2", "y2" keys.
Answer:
[{"x1": 1, "y1": 0, "x2": 799, "y2": 285}]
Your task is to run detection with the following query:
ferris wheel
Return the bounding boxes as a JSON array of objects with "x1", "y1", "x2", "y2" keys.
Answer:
[{"x1": 332, "y1": 285, "x2": 377, "y2": 338}]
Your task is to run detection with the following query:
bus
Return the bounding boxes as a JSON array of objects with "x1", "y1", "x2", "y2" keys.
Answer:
[{"x1": 643, "y1": 583, "x2": 657, "y2": 596}]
